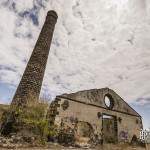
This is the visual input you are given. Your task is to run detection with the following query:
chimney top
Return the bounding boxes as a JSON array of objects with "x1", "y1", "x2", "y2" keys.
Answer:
[{"x1": 47, "y1": 10, "x2": 58, "y2": 19}]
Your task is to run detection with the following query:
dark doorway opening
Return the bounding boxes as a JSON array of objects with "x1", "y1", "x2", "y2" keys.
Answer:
[{"x1": 102, "y1": 114, "x2": 118, "y2": 143}]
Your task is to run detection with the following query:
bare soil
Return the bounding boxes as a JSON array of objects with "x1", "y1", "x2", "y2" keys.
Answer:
[{"x1": 0, "y1": 143, "x2": 148, "y2": 150}]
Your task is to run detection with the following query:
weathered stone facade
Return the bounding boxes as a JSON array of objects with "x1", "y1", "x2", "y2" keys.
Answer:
[
  {"x1": 47, "y1": 88, "x2": 142, "y2": 145},
  {"x1": 11, "y1": 10, "x2": 58, "y2": 107}
]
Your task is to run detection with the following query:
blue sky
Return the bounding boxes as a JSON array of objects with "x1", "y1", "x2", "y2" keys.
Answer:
[
  {"x1": 0, "y1": 83, "x2": 15, "y2": 104},
  {"x1": 0, "y1": 0, "x2": 150, "y2": 129}
]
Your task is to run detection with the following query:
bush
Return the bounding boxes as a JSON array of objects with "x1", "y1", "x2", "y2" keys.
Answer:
[
  {"x1": 0, "y1": 99, "x2": 55, "y2": 144},
  {"x1": 14, "y1": 101, "x2": 49, "y2": 138}
]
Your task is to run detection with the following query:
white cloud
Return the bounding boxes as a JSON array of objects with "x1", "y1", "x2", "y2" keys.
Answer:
[
  {"x1": 14, "y1": 0, "x2": 34, "y2": 12},
  {"x1": 0, "y1": 0, "x2": 150, "y2": 106}
]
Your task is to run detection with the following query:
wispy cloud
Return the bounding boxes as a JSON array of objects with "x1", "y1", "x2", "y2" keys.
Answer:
[{"x1": 134, "y1": 97, "x2": 150, "y2": 106}]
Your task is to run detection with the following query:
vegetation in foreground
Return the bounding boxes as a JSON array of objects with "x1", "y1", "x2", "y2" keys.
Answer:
[{"x1": 0, "y1": 99, "x2": 55, "y2": 145}]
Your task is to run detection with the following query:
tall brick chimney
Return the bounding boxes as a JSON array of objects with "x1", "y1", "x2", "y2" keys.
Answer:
[{"x1": 11, "y1": 10, "x2": 58, "y2": 107}]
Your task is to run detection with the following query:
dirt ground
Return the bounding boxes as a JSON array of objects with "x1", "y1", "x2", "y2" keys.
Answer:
[
  {"x1": 146, "y1": 144, "x2": 150, "y2": 150},
  {"x1": 0, "y1": 143, "x2": 149, "y2": 150}
]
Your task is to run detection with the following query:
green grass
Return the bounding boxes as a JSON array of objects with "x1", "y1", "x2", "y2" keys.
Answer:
[{"x1": 0, "y1": 104, "x2": 9, "y2": 122}]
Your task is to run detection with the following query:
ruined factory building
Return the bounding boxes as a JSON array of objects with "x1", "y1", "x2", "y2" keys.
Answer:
[{"x1": 48, "y1": 88, "x2": 142, "y2": 144}]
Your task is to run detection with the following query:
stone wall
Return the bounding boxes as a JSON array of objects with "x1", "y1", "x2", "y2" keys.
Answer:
[
  {"x1": 51, "y1": 95, "x2": 142, "y2": 144},
  {"x1": 61, "y1": 88, "x2": 140, "y2": 117}
]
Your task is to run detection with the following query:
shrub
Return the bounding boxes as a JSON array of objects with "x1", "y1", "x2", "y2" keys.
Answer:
[{"x1": 0, "y1": 98, "x2": 55, "y2": 143}]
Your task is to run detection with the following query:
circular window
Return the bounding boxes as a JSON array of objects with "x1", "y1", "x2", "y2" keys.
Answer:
[{"x1": 104, "y1": 94, "x2": 114, "y2": 109}]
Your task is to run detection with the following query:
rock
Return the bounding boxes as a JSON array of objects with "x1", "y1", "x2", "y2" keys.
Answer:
[
  {"x1": 0, "y1": 135, "x2": 35, "y2": 148},
  {"x1": 22, "y1": 136, "x2": 35, "y2": 143},
  {"x1": 3, "y1": 143, "x2": 15, "y2": 149},
  {"x1": 12, "y1": 136, "x2": 22, "y2": 143}
]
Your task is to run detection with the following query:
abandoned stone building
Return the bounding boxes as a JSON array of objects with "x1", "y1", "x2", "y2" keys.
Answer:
[{"x1": 47, "y1": 88, "x2": 142, "y2": 144}]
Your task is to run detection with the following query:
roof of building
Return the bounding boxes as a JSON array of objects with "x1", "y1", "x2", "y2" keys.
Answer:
[{"x1": 57, "y1": 88, "x2": 141, "y2": 117}]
